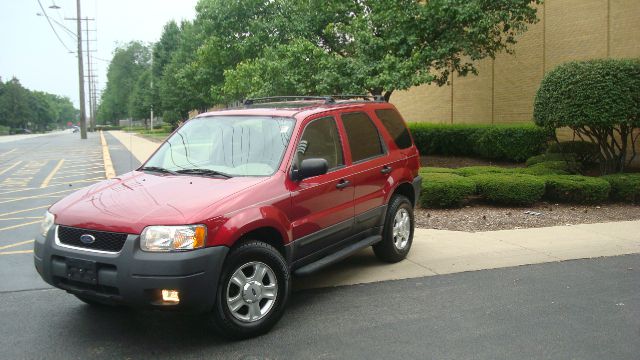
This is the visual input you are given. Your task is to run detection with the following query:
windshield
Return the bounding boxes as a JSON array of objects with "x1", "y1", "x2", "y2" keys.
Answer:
[{"x1": 144, "y1": 116, "x2": 295, "y2": 176}]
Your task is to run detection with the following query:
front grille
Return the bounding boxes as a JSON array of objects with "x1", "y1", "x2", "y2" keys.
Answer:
[{"x1": 58, "y1": 226, "x2": 128, "y2": 252}]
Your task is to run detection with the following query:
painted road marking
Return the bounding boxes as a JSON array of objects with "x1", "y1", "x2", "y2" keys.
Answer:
[
  {"x1": 0, "y1": 216, "x2": 41, "y2": 221},
  {"x1": 0, "y1": 188, "x2": 77, "y2": 204},
  {"x1": 40, "y1": 159, "x2": 65, "y2": 188},
  {"x1": 0, "y1": 148, "x2": 17, "y2": 157},
  {"x1": 0, "y1": 250, "x2": 33, "y2": 255},
  {"x1": 100, "y1": 130, "x2": 116, "y2": 179},
  {"x1": 0, "y1": 240, "x2": 34, "y2": 250},
  {"x1": 0, "y1": 161, "x2": 23, "y2": 176},
  {"x1": 0, "y1": 206, "x2": 49, "y2": 217},
  {"x1": 0, "y1": 220, "x2": 42, "y2": 232}
]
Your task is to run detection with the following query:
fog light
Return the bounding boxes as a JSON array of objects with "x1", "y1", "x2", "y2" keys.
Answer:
[{"x1": 161, "y1": 289, "x2": 180, "y2": 304}]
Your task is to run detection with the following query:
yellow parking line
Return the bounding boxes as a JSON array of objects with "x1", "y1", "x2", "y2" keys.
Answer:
[
  {"x1": 0, "y1": 161, "x2": 23, "y2": 176},
  {"x1": 100, "y1": 131, "x2": 116, "y2": 179},
  {"x1": 0, "y1": 239, "x2": 34, "y2": 250},
  {"x1": 0, "y1": 205, "x2": 49, "y2": 217},
  {"x1": 0, "y1": 250, "x2": 33, "y2": 255},
  {"x1": 0, "y1": 216, "x2": 41, "y2": 221},
  {"x1": 40, "y1": 159, "x2": 65, "y2": 188},
  {"x1": 0, "y1": 148, "x2": 17, "y2": 157},
  {"x1": 0, "y1": 220, "x2": 42, "y2": 231},
  {"x1": 0, "y1": 188, "x2": 76, "y2": 204}
]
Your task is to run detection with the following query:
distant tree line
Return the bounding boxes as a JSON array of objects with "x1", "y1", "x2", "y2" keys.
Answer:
[
  {"x1": 0, "y1": 77, "x2": 78, "y2": 133},
  {"x1": 97, "y1": 0, "x2": 540, "y2": 127}
]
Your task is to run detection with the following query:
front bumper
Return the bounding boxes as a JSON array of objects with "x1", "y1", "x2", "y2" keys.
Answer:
[{"x1": 34, "y1": 226, "x2": 228, "y2": 313}]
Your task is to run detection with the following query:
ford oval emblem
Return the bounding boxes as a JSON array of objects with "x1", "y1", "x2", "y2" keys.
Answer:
[{"x1": 80, "y1": 234, "x2": 96, "y2": 245}]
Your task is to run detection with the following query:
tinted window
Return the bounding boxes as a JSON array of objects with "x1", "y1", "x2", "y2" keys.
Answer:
[
  {"x1": 375, "y1": 109, "x2": 413, "y2": 149},
  {"x1": 296, "y1": 117, "x2": 344, "y2": 170},
  {"x1": 341, "y1": 112, "x2": 384, "y2": 162}
]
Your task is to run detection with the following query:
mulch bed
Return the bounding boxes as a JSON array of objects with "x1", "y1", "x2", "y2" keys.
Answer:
[{"x1": 415, "y1": 202, "x2": 640, "y2": 232}]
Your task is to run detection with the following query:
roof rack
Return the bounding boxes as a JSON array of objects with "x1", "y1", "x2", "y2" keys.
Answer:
[{"x1": 242, "y1": 95, "x2": 386, "y2": 107}]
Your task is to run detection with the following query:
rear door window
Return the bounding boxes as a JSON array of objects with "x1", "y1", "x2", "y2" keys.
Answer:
[
  {"x1": 341, "y1": 112, "x2": 385, "y2": 163},
  {"x1": 375, "y1": 109, "x2": 413, "y2": 149}
]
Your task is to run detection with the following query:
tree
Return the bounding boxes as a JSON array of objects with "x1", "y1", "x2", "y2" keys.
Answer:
[
  {"x1": 534, "y1": 59, "x2": 640, "y2": 174},
  {"x1": 0, "y1": 77, "x2": 32, "y2": 129},
  {"x1": 224, "y1": 0, "x2": 541, "y2": 101},
  {"x1": 129, "y1": 69, "x2": 154, "y2": 124},
  {"x1": 97, "y1": 42, "x2": 151, "y2": 124}
]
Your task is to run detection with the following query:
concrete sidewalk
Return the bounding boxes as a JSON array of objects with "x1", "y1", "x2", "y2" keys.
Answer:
[
  {"x1": 109, "y1": 130, "x2": 161, "y2": 163},
  {"x1": 298, "y1": 221, "x2": 640, "y2": 289},
  {"x1": 103, "y1": 131, "x2": 640, "y2": 289}
]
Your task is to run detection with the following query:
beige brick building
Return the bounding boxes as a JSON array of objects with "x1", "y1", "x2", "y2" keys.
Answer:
[{"x1": 391, "y1": 0, "x2": 640, "y2": 125}]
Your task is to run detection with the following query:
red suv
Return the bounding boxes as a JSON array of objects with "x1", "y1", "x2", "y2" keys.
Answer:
[{"x1": 34, "y1": 96, "x2": 422, "y2": 338}]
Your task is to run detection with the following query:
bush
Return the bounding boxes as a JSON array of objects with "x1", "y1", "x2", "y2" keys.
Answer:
[
  {"x1": 419, "y1": 167, "x2": 458, "y2": 174},
  {"x1": 420, "y1": 173, "x2": 476, "y2": 208},
  {"x1": 547, "y1": 141, "x2": 600, "y2": 164},
  {"x1": 602, "y1": 173, "x2": 640, "y2": 203},
  {"x1": 470, "y1": 174, "x2": 545, "y2": 206},
  {"x1": 534, "y1": 59, "x2": 640, "y2": 173},
  {"x1": 519, "y1": 162, "x2": 570, "y2": 176},
  {"x1": 0, "y1": 125, "x2": 9, "y2": 135},
  {"x1": 408, "y1": 123, "x2": 551, "y2": 162},
  {"x1": 455, "y1": 166, "x2": 516, "y2": 177},
  {"x1": 543, "y1": 175, "x2": 610, "y2": 203},
  {"x1": 526, "y1": 153, "x2": 577, "y2": 167}
]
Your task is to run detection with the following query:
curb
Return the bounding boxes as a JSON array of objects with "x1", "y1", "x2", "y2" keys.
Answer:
[{"x1": 99, "y1": 131, "x2": 116, "y2": 179}]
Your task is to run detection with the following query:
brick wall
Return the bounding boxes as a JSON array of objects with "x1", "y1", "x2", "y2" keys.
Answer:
[{"x1": 391, "y1": 0, "x2": 640, "y2": 125}]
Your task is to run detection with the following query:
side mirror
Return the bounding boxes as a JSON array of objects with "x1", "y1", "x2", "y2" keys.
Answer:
[{"x1": 292, "y1": 158, "x2": 328, "y2": 181}]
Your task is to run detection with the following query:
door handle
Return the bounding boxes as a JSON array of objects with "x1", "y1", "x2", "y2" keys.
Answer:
[
  {"x1": 336, "y1": 179, "x2": 351, "y2": 189},
  {"x1": 381, "y1": 166, "x2": 392, "y2": 174}
]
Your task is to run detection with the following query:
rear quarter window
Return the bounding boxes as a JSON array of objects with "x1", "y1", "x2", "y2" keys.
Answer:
[{"x1": 375, "y1": 109, "x2": 413, "y2": 149}]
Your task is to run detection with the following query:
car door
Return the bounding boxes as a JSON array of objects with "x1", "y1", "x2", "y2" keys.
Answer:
[
  {"x1": 339, "y1": 111, "x2": 401, "y2": 235},
  {"x1": 287, "y1": 115, "x2": 355, "y2": 261}
]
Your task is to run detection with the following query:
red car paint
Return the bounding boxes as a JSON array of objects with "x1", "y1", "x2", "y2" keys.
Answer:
[{"x1": 50, "y1": 102, "x2": 420, "y2": 249}]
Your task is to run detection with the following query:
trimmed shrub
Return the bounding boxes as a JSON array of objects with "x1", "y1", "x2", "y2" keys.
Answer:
[
  {"x1": 526, "y1": 153, "x2": 577, "y2": 167},
  {"x1": 419, "y1": 167, "x2": 458, "y2": 174},
  {"x1": 519, "y1": 163, "x2": 570, "y2": 176},
  {"x1": 455, "y1": 166, "x2": 516, "y2": 177},
  {"x1": 534, "y1": 59, "x2": 640, "y2": 173},
  {"x1": 602, "y1": 173, "x2": 640, "y2": 203},
  {"x1": 470, "y1": 174, "x2": 545, "y2": 206},
  {"x1": 420, "y1": 173, "x2": 476, "y2": 208},
  {"x1": 547, "y1": 141, "x2": 600, "y2": 164},
  {"x1": 0, "y1": 125, "x2": 9, "y2": 135},
  {"x1": 543, "y1": 175, "x2": 610, "y2": 203},
  {"x1": 408, "y1": 123, "x2": 551, "y2": 162}
]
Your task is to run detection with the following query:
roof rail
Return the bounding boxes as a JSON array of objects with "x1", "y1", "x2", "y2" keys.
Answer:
[
  {"x1": 243, "y1": 96, "x2": 334, "y2": 106},
  {"x1": 243, "y1": 94, "x2": 387, "y2": 107}
]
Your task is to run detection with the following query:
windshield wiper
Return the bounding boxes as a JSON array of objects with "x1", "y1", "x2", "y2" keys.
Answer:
[
  {"x1": 176, "y1": 168, "x2": 233, "y2": 178},
  {"x1": 139, "y1": 166, "x2": 178, "y2": 175}
]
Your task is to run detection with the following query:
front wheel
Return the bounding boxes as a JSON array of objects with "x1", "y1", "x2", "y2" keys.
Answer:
[
  {"x1": 210, "y1": 240, "x2": 290, "y2": 339},
  {"x1": 373, "y1": 194, "x2": 414, "y2": 263}
]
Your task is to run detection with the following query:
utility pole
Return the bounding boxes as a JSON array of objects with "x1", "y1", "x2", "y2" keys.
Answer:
[
  {"x1": 75, "y1": 0, "x2": 87, "y2": 139},
  {"x1": 84, "y1": 17, "x2": 94, "y2": 132},
  {"x1": 150, "y1": 56, "x2": 154, "y2": 131}
]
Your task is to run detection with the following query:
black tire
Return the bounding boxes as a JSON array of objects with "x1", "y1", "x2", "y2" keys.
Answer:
[
  {"x1": 373, "y1": 194, "x2": 414, "y2": 263},
  {"x1": 210, "y1": 240, "x2": 290, "y2": 339}
]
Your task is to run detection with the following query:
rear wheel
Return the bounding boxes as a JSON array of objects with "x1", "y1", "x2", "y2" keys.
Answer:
[
  {"x1": 210, "y1": 240, "x2": 290, "y2": 339},
  {"x1": 373, "y1": 194, "x2": 414, "y2": 263}
]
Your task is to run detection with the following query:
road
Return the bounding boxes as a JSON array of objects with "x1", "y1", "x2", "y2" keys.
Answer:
[{"x1": 0, "y1": 133, "x2": 638, "y2": 359}]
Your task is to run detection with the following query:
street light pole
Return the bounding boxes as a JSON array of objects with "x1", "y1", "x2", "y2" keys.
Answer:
[{"x1": 75, "y1": 0, "x2": 87, "y2": 139}]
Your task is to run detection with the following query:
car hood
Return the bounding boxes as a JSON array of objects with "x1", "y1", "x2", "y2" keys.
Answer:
[{"x1": 50, "y1": 171, "x2": 268, "y2": 234}]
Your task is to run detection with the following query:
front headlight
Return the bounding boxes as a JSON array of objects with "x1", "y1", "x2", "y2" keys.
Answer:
[
  {"x1": 140, "y1": 225, "x2": 207, "y2": 252},
  {"x1": 40, "y1": 211, "x2": 55, "y2": 237}
]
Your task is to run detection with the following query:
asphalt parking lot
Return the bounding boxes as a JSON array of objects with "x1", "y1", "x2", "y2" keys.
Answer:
[{"x1": 0, "y1": 132, "x2": 638, "y2": 359}]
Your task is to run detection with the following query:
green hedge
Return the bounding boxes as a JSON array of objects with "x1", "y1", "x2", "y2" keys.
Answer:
[
  {"x1": 602, "y1": 173, "x2": 640, "y2": 203},
  {"x1": 519, "y1": 162, "x2": 570, "y2": 176},
  {"x1": 470, "y1": 174, "x2": 546, "y2": 206},
  {"x1": 408, "y1": 123, "x2": 551, "y2": 162},
  {"x1": 0, "y1": 125, "x2": 9, "y2": 135},
  {"x1": 543, "y1": 175, "x2": 610, "y2": 203},
  {"x1": 419, "y1": 167, "x2": 458, "y2": 174},
  {"x1": 420, "y1": 173, "x2": 476, "y2": 208},
  {"x1": 547, "y1": 141, "x2": 600, "y2": 164},
  {"x1": 526, "y1": 153, "x2": 577, "y2": 167},
  {"x1": 455, "y1": 166, "x2": 516, "y2": 177}
]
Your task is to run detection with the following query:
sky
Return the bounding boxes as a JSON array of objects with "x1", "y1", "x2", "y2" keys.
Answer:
[{"x1": 0, "y1": 0, "x2": 199, "y2": 107}]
